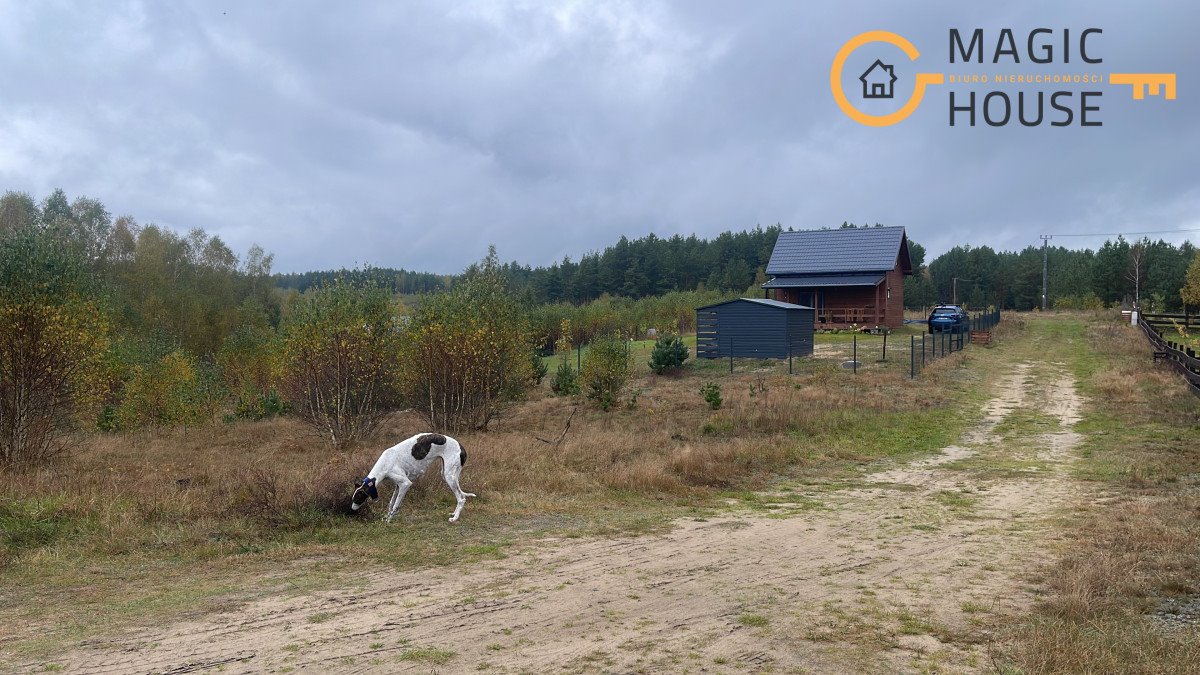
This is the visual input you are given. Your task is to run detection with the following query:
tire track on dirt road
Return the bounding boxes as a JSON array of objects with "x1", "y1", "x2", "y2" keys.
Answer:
[{"x1": 23, "y1": 362, "x2": 1086, "y2": 674}]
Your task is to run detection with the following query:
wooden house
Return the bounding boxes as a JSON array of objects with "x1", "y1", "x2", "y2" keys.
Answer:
[{"x1": 763, "y1": 227, "x2": 913, "y2": 329}]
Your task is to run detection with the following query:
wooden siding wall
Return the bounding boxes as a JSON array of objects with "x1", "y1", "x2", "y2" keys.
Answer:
[
  {"x1": 884, "y1": 263, "x2": 905, "y2": 329},
  {"x1": 770, "y1": 261, "x2": 906, "y2": 329}
]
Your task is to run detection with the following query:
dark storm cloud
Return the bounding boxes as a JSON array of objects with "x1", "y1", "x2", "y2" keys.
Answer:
[{"x1": 0, "y1": 1, "x2": 1196, "y2": 272}]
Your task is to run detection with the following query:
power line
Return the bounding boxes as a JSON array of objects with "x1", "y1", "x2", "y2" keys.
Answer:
[
  {"x1": 1048, "y1": 228, "x2": 1200, "y2": 238},
  {"x1": 1036, "y1": 227, "x2": 1198, "y2": 312}
]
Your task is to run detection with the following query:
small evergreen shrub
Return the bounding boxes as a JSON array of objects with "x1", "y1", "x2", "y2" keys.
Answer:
[
  {"x1": 699, "y1": 381, "x2": 723, "y2": 410},
  {"x1": 648, "y1": 333, "x2": 689, "y2": 374},
  {"x1": 551, "y1": 360, "x2": 580, "y2": 396}
]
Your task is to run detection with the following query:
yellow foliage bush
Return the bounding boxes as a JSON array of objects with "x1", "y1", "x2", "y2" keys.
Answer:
[
  {"x1": 113, "y1": 350, "x2": 218, "y2": 429},
  {"x1": 0, "y1": 297, "x2": 110, "y2": 465},
  {"x1": 278, "y1": 279, "x2": 400, "y2": 448},
  {"x1": 397, "y1": 257, "x2": 534, "y2": 431}
]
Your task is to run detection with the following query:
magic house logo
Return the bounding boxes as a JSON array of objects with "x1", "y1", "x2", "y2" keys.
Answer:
[{"x1": 830, "y1": 29, "x2": 1177, "y2": 127}]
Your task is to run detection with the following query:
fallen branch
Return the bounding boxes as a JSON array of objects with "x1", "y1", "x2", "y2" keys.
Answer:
[{"x1": 535, "y1": 406, "x2": 577, "y2": 451}]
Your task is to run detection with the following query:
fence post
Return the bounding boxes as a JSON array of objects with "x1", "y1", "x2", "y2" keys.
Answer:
[
  {"x1": 853, "y1": 333, "x2": 858, "y2": 374},
  {"x1": 729, "y1": 337, "x2": 734, "y2": 374},
  {"x1": 577, "y1": 344, "x2": 581, "y2": 372},
  {"x1": 789, "y1": 344, "x2": 793, "y2": 375},
  {"x1": 921, "y1": 334, "x2": 926, "y2": 368},
  {"x1": 910, "y1": 335, "x2": 915, "y2": 379},
  {"x1": 882, "y1": 331, "x2": 887, "y2": 362}
]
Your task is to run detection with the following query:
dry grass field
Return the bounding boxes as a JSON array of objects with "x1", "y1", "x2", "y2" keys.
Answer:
[{"x1": 2, "y1": 313, "x2": 1197, "y2": 673}]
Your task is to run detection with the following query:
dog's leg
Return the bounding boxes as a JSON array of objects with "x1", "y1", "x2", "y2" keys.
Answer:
[
  {"x1": 385, "y1": 474, "x2": 413, "y2": 523},
  {"x1": 442, "y1": 458, "x2": 475, "y2": 523}
]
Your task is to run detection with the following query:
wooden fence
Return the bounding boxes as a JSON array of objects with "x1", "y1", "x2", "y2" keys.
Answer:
[{"x1": 1138, "y1": 313, "x2": 1200, "y2": 397}]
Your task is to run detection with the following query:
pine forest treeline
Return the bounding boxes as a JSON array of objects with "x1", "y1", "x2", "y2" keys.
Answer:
[{"x1": 276, "y1": 224, "x2": 1197, "y2": 313}]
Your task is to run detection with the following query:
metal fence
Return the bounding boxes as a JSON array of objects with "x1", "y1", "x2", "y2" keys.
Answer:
[
  {"x1": 678, "y1": 309, "x2": 1002, "y2": 379},
  {"x1": 1138, "y1": 313, "x2": 1200, "y2": 397}
]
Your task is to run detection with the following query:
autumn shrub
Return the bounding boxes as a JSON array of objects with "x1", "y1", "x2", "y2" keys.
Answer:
[
  {"x1": 397, "y1": 252, "x2": 534, "y2": 431},
  {"x1": 0, "y1": 225, "x2": 110, "y2": 466},
  {"x1": 526, "y1": 289, "x2": 737, "y2": 351},
  {"x1": 113, "y1": 349, "x2": 222, "y2": 429},
  {"x1": 217, "y1": 325, "x2": 286, "y2": 420},
  {"x1": 580, "y1": 335, "x2": 629, "y2": 411},
  {"x1": 648, "y1": 333, "x2": 689, "y2": 374},
  {"x1": 278, "y1": 278, "x2": 401, "y2": 449},
  {"x1": 1054, "y1": 292, "x2": 1105, "y2": 311}
]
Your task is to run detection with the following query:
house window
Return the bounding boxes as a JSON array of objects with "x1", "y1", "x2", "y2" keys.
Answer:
[{"x1": 887, "y1": 286, "x2": 891, "y2": 300}]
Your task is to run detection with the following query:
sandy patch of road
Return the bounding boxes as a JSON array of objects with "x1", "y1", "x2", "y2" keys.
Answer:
[{"x1": 26, "y1": 363, "x2": 1086, "y2": 674}]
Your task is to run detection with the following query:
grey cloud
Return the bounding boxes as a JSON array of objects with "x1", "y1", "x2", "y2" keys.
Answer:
[{"x1": 0, "y1": 0, "x2": 1196, "y2": 272}]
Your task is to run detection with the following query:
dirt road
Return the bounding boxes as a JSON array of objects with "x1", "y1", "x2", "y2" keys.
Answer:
[{"x1": 29, "y1": 363, "x2": 1085, "y2": 674}]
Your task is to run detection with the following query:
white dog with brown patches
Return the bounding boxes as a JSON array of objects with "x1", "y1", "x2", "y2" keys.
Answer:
[{"x1": 350, "y1": 433, "x2": 475, "y2": 522}]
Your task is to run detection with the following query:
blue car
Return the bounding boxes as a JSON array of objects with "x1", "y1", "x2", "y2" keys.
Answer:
[{"x1": 928, "y1": 305, "x2": 969, "y2": 333}]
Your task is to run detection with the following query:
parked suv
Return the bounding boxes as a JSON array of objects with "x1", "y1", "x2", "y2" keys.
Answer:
[{"x1": 928, "y1": 305, "x2": 969, "y2": 333}]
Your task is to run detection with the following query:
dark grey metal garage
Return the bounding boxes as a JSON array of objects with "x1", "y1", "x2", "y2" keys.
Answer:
[{"x1": 695, "y1": 298, "x2": 814, "y2": 360}]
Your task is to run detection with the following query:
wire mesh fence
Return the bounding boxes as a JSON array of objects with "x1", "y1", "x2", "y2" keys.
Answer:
[
  {"x1": 543, "y1": 309, "x2": 1001, "y2": 381},
  {"x1": 687, "y1": 309, "x2": 1001, "y2": 379}
]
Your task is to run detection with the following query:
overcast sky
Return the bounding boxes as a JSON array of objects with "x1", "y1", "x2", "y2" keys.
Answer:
[{"x1": 1, "y1": 1, "x2": 1196, "y2": 273}]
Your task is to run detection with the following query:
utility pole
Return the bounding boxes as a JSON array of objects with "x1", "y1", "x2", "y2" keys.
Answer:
[{"x1": 1040, "y1": 235, "x2": 1053, "y2": 311}]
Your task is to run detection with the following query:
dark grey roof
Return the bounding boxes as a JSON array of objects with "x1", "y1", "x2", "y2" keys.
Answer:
[
  {"x1": 761, "y1": 273, "x2": 884, "y2": 289},
  {"x1": 765, "y1": 226, "x2": 907, "y2": 276},
  {"x1": 696, "y1": 297, "x2": 814, "y2": 311}
]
